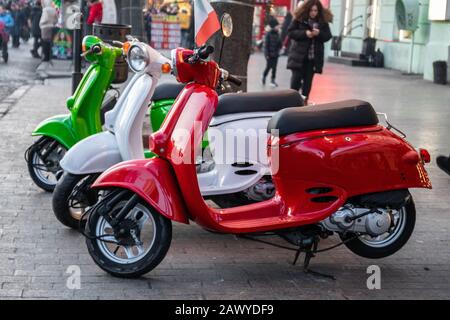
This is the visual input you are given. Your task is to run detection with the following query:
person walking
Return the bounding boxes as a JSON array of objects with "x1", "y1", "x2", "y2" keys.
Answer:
[
  {"x1": 30, "y1": 0, "x2": 42, "y2": 58},
  {"x1": 437, "y1": 155, "x2": 450, "y2": 176},
  {"x1": 39, "y1": 0, "x2": 57, "y2": 62},
  {"x1": 262, "y1": 18, "x2": 282, "y2": 87},
  {"x1": 287, "y1": 0, "x2": 332, "y2": 104},
  {"x1": 143, "y1": 6, "x2": 152, "y2": 44},
  {"x1": 0, "y1": 4, "x2": 13, "y2": 62},
  {"x1": 10, "y1": 2, "x2": 23, "y2": 48},
  {"x1": 86, "y1": 0, "x2": 102, "y2": 25}
]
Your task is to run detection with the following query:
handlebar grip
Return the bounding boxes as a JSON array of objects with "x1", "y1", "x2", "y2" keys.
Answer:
[
  {"x1": 197, "y1": 45, "x2": 214, "y2": 59},
  {"x1": 92, "y1": 45, "x2": 102, "y2": 54},
  {"x1": 227, "y1": 74, "x2": 242, "y2": 87}
]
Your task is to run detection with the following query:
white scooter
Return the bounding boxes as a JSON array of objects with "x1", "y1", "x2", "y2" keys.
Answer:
[{"x1": 52, "y1": 39, "x2": 303, "y2": 229}]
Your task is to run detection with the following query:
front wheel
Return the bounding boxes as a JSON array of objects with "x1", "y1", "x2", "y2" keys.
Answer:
[
  {"x1": 52, "y1": 172, "x2": 99, "y2": 229},
  {"x1": 85, "y1": 191, "x2": 172, "y2": 278},
  {"x1": 26, "y1": 136, "x2": 67, "y2": 192},
  {"x1": 340, "y1": 199, "x2": 416, "y2": 259}
]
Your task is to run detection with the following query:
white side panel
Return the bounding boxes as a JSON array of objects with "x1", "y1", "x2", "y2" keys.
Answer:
[
  {"x1": 197, "y1": 115, "x2": 273, "y2": 196},
  {"x1": 60, "y1": 131, "x2": 122, "y2": 175},
  {"x1": 103, "y1": 74, "x2": 140, "y2": 131},
  {"x1": 114, "y1": 74, "x2": 156, "y2": 161}
]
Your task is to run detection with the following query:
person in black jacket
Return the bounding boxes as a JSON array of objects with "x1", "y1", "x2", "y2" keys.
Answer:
[
  {"x1": 29, "y1": 0, "x2": 42, "y2": 58},
  {"x1": 287, "y1": 0, "x2": 332, "y2": 104},
  {"x1": 437, "y1": 155, "x2": 450, "y2": 176},
  {"x1": 262, "y1": 18, "x2": 282, "y2": 87}
]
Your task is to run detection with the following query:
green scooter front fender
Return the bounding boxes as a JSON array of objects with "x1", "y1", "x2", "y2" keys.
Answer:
[{"x1": 31, "y1": 114, "x2": 77, "y2": 149}]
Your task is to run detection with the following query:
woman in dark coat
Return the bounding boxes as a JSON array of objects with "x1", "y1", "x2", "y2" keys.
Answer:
[
  {"x1": 287, "y1": 0, "x2": 332, "y2": 104},
  {"x1": 30, "y1": 0, "x2": 42, "y2": 58}
]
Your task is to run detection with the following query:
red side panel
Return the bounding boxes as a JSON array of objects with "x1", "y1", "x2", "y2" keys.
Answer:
[{"x1": 92, "y1": 158, "x2": 189, "y2": 224}]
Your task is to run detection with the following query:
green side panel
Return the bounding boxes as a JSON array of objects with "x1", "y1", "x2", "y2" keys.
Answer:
[
  {"x1": 144, "y1": 149, "x2": 157, "y2": 158},
  {"x1": 70, "y1": 64, "x2": 111, "y2": 140},
  {"x1": 150, "y1": 99, "x2": 175, "y2": 132},
  {"x1": 32, "y1": 114, "x2": 77, "y2": 149}
]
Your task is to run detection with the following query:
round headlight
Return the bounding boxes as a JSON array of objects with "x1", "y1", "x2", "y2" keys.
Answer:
[{"x1": 128, "y1": 44, "x2": 149, "y2": 72}]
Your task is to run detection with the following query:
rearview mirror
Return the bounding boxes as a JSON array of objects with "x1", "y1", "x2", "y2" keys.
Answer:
[{"x1": 221, "y1": 13, "x2": 233, "y2": 38}]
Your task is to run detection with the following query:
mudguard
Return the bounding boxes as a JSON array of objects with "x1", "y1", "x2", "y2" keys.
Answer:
[
  {"x1": 59, "y1": 131, "x2": 122, "y2": 175},
  {"x1": 92, "y1": 158, "x2": 189, "y2": 224},
  {"x1": 32, "y1": 114, "x2": 77, "y2": 149}
]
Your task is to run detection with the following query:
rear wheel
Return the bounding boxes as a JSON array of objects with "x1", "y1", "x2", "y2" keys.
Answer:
[
  {"x1": 26, "y1": 137, "x2": 66, "y2": 192},
  {"x1": 85, "y1": 192, "x2": 172, "y2": 278},
  {"x1": 52, "y1": 172, "x2": 99, "y2": 229},
  {"x1": 340, "y1": 199, "x2": 416, "y2": 259}
]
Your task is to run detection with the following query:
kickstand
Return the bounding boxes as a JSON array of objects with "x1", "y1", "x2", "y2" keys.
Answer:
[{"x1": 302, "y1": 239, "x2": 336, "y2": 281}]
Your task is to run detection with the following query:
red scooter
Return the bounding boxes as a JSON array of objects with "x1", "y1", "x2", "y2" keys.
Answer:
[{"x1": 83, "y1": 45, "x2": 432, "y2": 278}]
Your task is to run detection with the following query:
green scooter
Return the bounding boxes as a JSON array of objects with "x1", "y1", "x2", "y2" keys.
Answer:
[{"x1": 25, "y1": 35, "x2": 122, "y2": 191}]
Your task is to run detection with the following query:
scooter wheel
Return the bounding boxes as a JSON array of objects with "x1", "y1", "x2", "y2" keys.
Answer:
[
  {"x1": 26, "y1": 137, "x2": 66, "y2": 192},
  {"x1": 340, "y1": 198, "x2": 416, "y2": 259},
  {"x1": 85, "y1": 192, "x2": 172, "y2": 278},
  {"x1": 52, "y1": 172, "x2": 99, "y2": 229}
]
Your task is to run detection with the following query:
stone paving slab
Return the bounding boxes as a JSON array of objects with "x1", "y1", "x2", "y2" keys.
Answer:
[{"x1": 0, "y1": 54, "x2": 449, "y2": 300}]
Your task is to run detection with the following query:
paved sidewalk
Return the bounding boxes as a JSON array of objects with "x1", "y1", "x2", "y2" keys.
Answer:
[{"x1": 0, "y1": 53, "x2": 449, "y2": 300}]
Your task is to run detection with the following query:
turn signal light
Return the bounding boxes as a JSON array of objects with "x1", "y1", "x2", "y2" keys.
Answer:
[
  {"x1": 82, "y1": 43, "x2": 87, "y2": 53},
  {"x1": 123, "y1": 41, "x2": 131, "y2": 54},
  {"x1": 419, "y1": 148, "x2": 431, "y2": 164},
  {"x1": 161, "y1": 63, "x2": 172, "y2": 74}
]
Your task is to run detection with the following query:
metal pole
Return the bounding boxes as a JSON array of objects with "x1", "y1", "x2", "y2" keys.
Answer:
[
  {"x1": 408, "y1": 31, "x2": 415, "y2": 74},
  {"x1": 72, "y1": 15, "x2": 83, "y2": 94}
]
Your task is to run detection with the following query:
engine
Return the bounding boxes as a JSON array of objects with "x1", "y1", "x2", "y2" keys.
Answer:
[{"x1": 321, "y1": 205, "x2": 392, "y2": 237}]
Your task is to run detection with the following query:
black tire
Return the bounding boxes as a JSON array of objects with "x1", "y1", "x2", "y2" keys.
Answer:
[
  {"x1": 340, "y1": 199, "x2": 416, "y2": 259},
  {"x1": 86, "y1": 193, "x2": 172, "y2": 278},
  {"x1": 26, "y1": 137, "x2": 66, "y2": 192},
  {"x1": 52, "y1": 172, "x2": 98, "y2": 229}
]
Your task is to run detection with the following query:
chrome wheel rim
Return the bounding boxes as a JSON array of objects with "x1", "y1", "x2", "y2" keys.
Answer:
[
  {"x1": 359, "y1": 207, "x2": 407, "y2": 248},
  {"x1": 95, "y1": 202, "x2": 156, "y2": 264},
  {"x1": 32, "y1": 143, "x2": 65, "y2": 185}
]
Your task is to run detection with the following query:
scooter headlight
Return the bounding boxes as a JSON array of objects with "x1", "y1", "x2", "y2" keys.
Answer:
[{"x1": 128, "y1": 44, "x2": 149, "y2": 72}]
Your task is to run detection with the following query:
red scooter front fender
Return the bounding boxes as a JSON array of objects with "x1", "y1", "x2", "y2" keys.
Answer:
[{"x1": 91, "y1": 158, "x2": 189, "y2": 224}]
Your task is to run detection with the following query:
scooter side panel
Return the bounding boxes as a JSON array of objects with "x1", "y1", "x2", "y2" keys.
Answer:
[
  {"x1": 32, "y1": 114, "x2": 77, "y2": 149},
  {"x1": 92, "y1": 158, "x2": 189, "y2": 224},
  {"x1": 114, "y1": 73, "x2": 156, "y2": 161},
  {"x1": 59, "y1": 131, "x2": 121, "y2": 175},
  {"x1": 271, "y1": 125, "x2": 432, "y2": 219}
]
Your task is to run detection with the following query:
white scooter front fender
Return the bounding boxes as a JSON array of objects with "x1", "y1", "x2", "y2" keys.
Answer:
[{"x1": 59, "y1": 131, "x2": 121, "y2": 175}]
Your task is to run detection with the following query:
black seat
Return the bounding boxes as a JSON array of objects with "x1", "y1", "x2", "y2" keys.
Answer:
[
  {"x1": 215, "y1": 90, "x2": 304, "y2": 116},
  {"x1": 153, "y1": 83, "x2": 185, "y2": 101},
  {"x1": 267, "y1": 99, "x2": 379, "y2": 136}
]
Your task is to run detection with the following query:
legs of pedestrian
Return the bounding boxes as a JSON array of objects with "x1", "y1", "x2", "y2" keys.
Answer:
[
  {"x1": 270, "y1": 57, "x2": 278, "y2": 87},
  {"x1": 12, "y1": 35, "x2": 20, "y2": 48},
  {"x1": 300, "y1": 60, "x2": 315, "y2": 104},
  {"x1": 290, "y1": 69, "x2": 303, "y2": 91},
  {"x1": 30, "y1": 36, "x2": 41, "y2": 58},
  {"x1": 437, "y1": 155, "x2": 450, "y2": 175}
]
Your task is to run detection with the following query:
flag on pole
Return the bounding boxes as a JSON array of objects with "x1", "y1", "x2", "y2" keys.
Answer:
[{"x1": 194, "y1": 0, "x2": 220, "y2": 46}]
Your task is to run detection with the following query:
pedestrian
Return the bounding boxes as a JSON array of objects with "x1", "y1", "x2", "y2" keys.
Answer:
[
  {"x1": 280, "y1": 11, "x2": 292, "y2": 55},
  {"x1": 262, "y1": 18, "x2": 282, "y2": 87},
  {"x1": 437, "y1": 155, "x2": 450, "y2": 176},
  {"x1": 287, "y1": 0, "x2": 332, "y2": 104},
  {"x1": 39, "y1": 0, "x2": 57, "y2": 62},
  {"x1": 0, "y1": 4, "x2": 13, "y2": 61},
  {"x1": 30, "y1": 0, "x2": 42, "y2": 58},
  {"x1": 10, "y1": 2, "x2": 23, "y2": 47},
  {"x1": 19, "y1": 1, "x2": 31, "y2": 42},
  {"x1": 86, "y1": 0, "x2": 102, "y2": 25},
  {"x1": 143, "y1": 6, "x2": 152, "y2": 44}
]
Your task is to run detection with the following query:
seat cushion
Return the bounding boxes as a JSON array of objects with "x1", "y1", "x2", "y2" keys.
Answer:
[
  {"x1": 215, "y1": 90, "x2": 304, "y2": 116},
  {"x1": 153, "y1": 83, "x2": 185, "y2": 101},
  {"x1": 267, "y1": 99, "x2": 379, "y2": 136}
]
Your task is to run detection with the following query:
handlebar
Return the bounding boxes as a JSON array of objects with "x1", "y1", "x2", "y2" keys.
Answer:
[
  {"x1": 80, "y1": 44, "x2": 102, "y2": 57},
  {"x1": 227, "y1": 74, "x2": 242, "y2": 86},
  {"x1": 188, "y1": 45, "x2": 215, "y2": 64}
]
